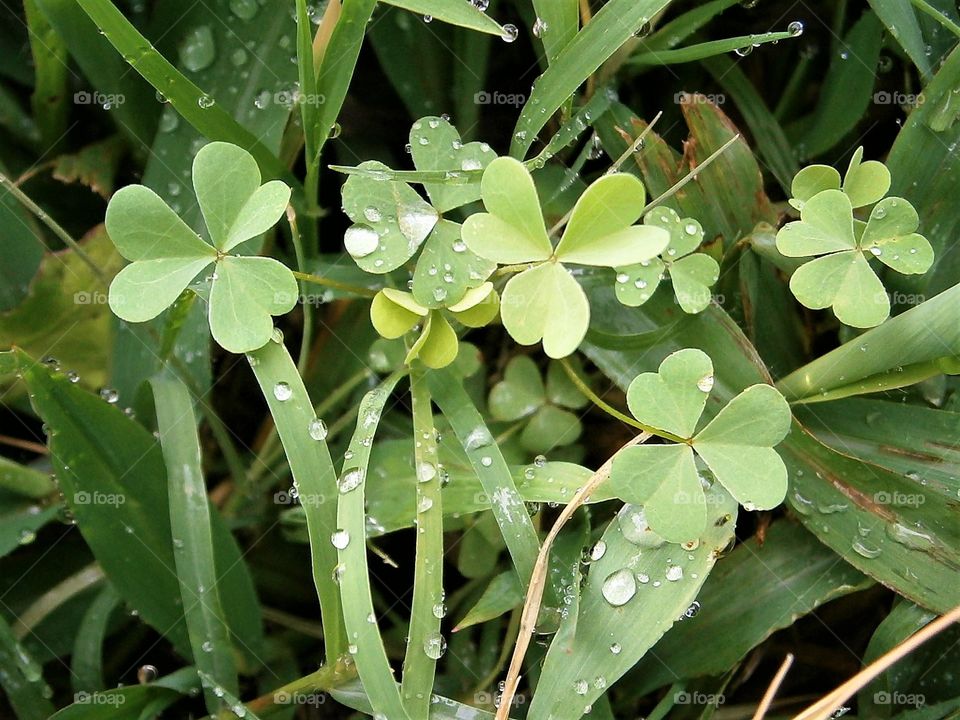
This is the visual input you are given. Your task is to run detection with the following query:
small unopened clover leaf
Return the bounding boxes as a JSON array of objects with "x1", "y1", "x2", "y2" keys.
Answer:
[
  {"x1": 608, "y1": 349, "x2": 791, "y2": 543},
  {"x1": 488, "y1": 356, "x2": 587, "y2": 453},
  {"x1": 462, "y1": 157, "x2": 669, "y2": 358},
  {"x1": 776, "y1": 190, "x2": 934, "y2": 327},
  {"x1": 789, "y1": 146, "x2": 891, "y2": 211},
  {"x1": 106, "y1": 141, "x2": 295, "y2": 353},
  {"x1": 614, "y1": 206, "x2": 719, "y2": 313},
  {"x1": 369, "y1": 283, "x2": 499, "y2": 368}
]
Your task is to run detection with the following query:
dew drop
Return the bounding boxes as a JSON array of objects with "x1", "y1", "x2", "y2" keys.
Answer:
[
  {"x1": 179, "y1": 26, "x2": 216, "y2": 72},
  {"x1": 532, "y1": 17, "x2": 548, "y2": 38},
  {"x1": 601, "y1": 568, "x2": 637, "y2": 606},
  {"x1": 339, "y1": 468, "x2": 365, "y2": 493},
  {"x1": 308, "y1": 418, "x2": 328, "y2": 441},
  {"x1": 697, "y1": 374, "x2": 715, "y2": 392},
  {"x1": 423, "y1": 632, "x2": 447, "y2": 659},
  {"x1": 273, "y1": 382, "x2": 292, "y2": 401},
  {"x1": 331, "y1": 529, "x2": 350, "y2": 549},
  {"x1": 344, "y1": 226, "x2": 380, "y2": 258},
  {"x1": 501, "y1": 23, "x2": 519, "y2": 43}
]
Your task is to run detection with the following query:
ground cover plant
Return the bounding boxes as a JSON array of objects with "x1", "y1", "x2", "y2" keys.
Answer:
[{"x1": 0, "y1": 0, "x2": 959, "y2": 718}]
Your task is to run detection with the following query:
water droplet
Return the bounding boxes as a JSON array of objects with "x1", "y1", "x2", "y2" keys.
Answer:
[
  {"x1": 99, "y1": 387, "x2": 119, "y2": 404},
  {"x1": 869, "y1": 247, "x2": 882, "y2": 256},
  {"x1": 601, "y1": 568, "x2": 637, "y2": 606},
  {"x1": 788, "y1": 20, "x2": 804, "y2": 36},
  {"x1": 501, "y1": 23, "x2": 519, "y2": 43},
  {"x1": 273, "y1": 382, "x2": 292, "y2": 401},
  {"x1": 573, "y1": 679, "x2": 589, "y2": 695},
  {"x1": 532, "y1": 17, "x2": 548, "y2": 38},
  {"x1": 887, "y1": 522, "x2": 934, "y2": 551},
  {"x1": 432, "y1": 602, "x2": 447, "y2": 619},
  {"x1": 684, "y1": 222, "x2": 699, "y2": 235},
  {"x1": 734, "y1": 45, "x2": 754, "y2": 57},
  {"x1": 480, "y1": 456, "x2": 493, "y2": 467},
  {"x1": 197, "y1": 94, "x2": 215, "y2": 109},
  {"x1": 472, "y1": 0, "x2": 489, "y2": 10},
  {"x1": 18, "y1": 529, "x2": 36, "y2": 545},
  {"x1": 398, "y1": 204, "x2": 439, "y2": 245},
  {"x1": 461, "y1": 158, "x2": 482, "y2": 171},
  {"x1": 363, "y1": 206, "x2": 382, "y2": 223},
  {"x1": 452, "y1": 240, "x2": 467, "y2": 253},
  {"x1": 616, "y1": 272, "x2": 629, "y2": 283},
  {"x1": 610, "y1": 642, "x2": 622, "y2": 654},
  {"x1": 590, "y1": 540, "x2": 607, "y2": 561},
  {"x1": 697, "y1": 374, "x2": 714, "y2": 392},
  {"x1": 331, "y1": 529, "x2": 350, "y2": 549},
  {"x1": 345, "y1": 226, "x2": 380, "y2": 258},
  {"x1": 423, "y1": 631, "x2": 446, "y2": 659},
  {"x1": 308, "y1": 418, "x2": 328, "y2": 441},
  {"x1": 339, "y1": 468, "x2": 365, "y2": 493},
  {"x1": 418, "y1": 462, "x2": 438, "y2": 482},
  {"x1": 179, "y1": 26, "x2": 216, "y2": 72},
  {"x1": 201, "y1": 640, "x2": 214, "y2": 653},
  {"x1": 852, "y1": 539, "x2": 882, "y2": 559},
  {"x1": 665, "y1": 565, "x2": 683, "y2": 582},
  {"x1": 229, "y1": 0, "x2": 258, "y2": 19},
  {"x1": 137, "y1": 665, "x2": 158, "y2": 684},
  {"x1": 618, "y1": 505, "x2": 665, "y2": 547}
]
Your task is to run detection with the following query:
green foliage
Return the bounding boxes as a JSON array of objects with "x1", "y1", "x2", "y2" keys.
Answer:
[
  {"x1": 3, "y1": 2, "x2": 960, "y2": 719},
  {"x1": 608, "y1": 349, "x2": 790, "y2": 541}
]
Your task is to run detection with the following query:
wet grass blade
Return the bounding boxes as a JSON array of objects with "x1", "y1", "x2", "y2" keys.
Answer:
[
  {"x1": 70, "y1": 585, "x2": 120, "y2": 693},
  {"x1": 384, "y1": 0, "x2": 505, "y2": 35},
  {"x1": 151, "y1": 374, "x2": 239, "y2": 712},
  {"x1": 400, "y1": 368, "x2": 444, "y2": 716},
  {"x1": 336, "y1": 370, "x2": 411, "y2": 719},
  {"x1": 247, "y1": 338, "x2": 347, "y2": 660},
  {"x1": 0, "y1": 614, "x2": 54, "y2": 720},
  {"x1": 429, "y1": 370, "x2": 539, "y2": 585},
  {"x1": 78, "y1": 0, "x2": 287, "y2": 178},
  {"x1": 509, "y1": 0, "x2": 671, "y2": 158},
  {"x1": 532, "y1": 0, "x2": 578, "y2": 65},
  {"x1": 627, "y1": 29, "x2": 795, "y2": 66}
]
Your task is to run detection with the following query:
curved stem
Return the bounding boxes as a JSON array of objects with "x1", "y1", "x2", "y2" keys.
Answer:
[{"x1": 292, "y1": 270, "x2": 377, "y2": 298}]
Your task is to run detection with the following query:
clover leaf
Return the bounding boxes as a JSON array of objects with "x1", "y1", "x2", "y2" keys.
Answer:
[
  {"x1": 106, "y1": 142, "x2": 295, "y2": 353},
  {"x1": 488, "y1": 356, "x2": 588, "y2": 453},
  {"x1": 462, "y1": 157, "x2": 669, "y2": 358},
  {"x1": 614, "y1": 206, "x2": 720, "y2": 313},
  {"x1": 369, "y1": 283, "x2": 499, "y2": 368},
  {"x1": 776, "y1": 190, "x2": 934, "y2": 327},
  {"x1": 788, "y1": 146, "x2": 891, "y2": 211},
  {"x1": 608, "y1": 349, "x2": 791, "y2": 542},
  {"x1": 342, "y1": 117, "x2": 496, "y2": 309}
]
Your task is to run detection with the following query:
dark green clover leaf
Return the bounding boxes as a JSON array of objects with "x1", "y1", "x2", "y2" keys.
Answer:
[
  {"x1": 488, "y1": 356, "x2": 587, "y2": 453},
  {"x1": 788, "y1": 146, "x2": 891, "y2": 211},
  {"x1": 369, "y1": 283, "x2": 499, "y2": 369},
  {"x1": 609, "y1": 349, "x2": 791, "y2": 543},
  {"x1": 106, "y1": 142, "x2": 295, "y2": 353},
  {"x1": 462, "y1": 157, "x2": 669, "y2": 358},
  {"x1": 614, "y1": 206, "x2": 719, "y2": 313},
  {"x1": 342, "y1": 117, "x2": 496, "y2": 308},
  {"x1": 776, "y1": 190, "x2": 934, "y2": 328}
]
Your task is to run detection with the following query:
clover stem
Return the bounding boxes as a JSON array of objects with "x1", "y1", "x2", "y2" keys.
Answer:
[
  {"x1": 558, "y1": 358, "x2": 686, "y2": 443},
  {"x1": 0, "y1": 172, "x2": 107, "y2": 282},
  {"x1": 493, "y1": 262, "x2": 538, "y2": 277},
  {"x1": 640, "y1": 134, "x2": 740, "y2": 215},
  {"x1": 291, "y1": 270, "x2": 378, "y2": 298}
]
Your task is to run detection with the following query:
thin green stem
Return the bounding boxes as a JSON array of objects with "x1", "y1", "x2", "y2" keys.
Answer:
[
  {"x1": 558, "y1": 358, "x2": 686, "y2": 443},
  {"x1": 640, "y1": 134, "x2": 741, "y2": 215},
  {"x1": 285, "y1": 207, "x2": 314, "y2": 375},
  {"x1": 0, "y1": 172, "x2": 106, "y2": 281},
  {"x1": 292, "y1": 270, "x2": 377, "y2": 298},
  {"x1": 400, "y1": 367, "x2": 444, "y2": 717},
  {"x1": 473, "y1": 607, "x2": 521, "y2": 695}
]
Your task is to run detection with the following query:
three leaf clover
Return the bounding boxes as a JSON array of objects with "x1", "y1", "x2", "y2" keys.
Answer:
[
  {"x1": 608, "y1": 349, "x2": 791, "y2": 543},
  {"x1": 106, "y1": 142, "x2": 295, "y2": 353},
  {"x1": 614, "y1": 206, "x2": 720, "y2": 313},
  {"x1": 488, "y1": 356, "x2": 588, "y2": 454},
  {"x1": 462, "y1": 157, "x2": 669, "y2": 358},
  {"x1": 777, "y1": 147, "x2": 934, "y2": 327},
  {"x1": 369, "y1": 282, "x2": 499, "y2": 368},
  {"x1": 342, "y1": 117, "x2": 496, "y2": 308}
]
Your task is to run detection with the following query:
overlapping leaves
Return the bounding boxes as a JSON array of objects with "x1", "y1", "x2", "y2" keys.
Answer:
[
  {"x1": 609, "y1": 349, "x2": 791, "y2": 542},
  {"x1": 463, "y1": 157, "x2": 669, "y2": 358},
  {"x1": 106, "y1": 142, "x2": 294, "y2": 353},
  {"x1": 777, "y1": 147, "x2": 934, "y2": 327},
  {"x1": 614, "y1": 206, "x2": 720, "y2": 313}
]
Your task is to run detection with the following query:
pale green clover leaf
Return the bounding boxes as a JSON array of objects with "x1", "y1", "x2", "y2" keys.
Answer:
[
  {"x1": 788, "y1": 146, "x2": 891, "y2": 211},
  {"x1": 412, "y1": 220, "x2": 497, "y2": 309},
  {"x1": 462, "y1": 157, "x2": 669, "y2": 358},
  {"x1": 609, "y1": 349, "x2": 791, "y2": 542},
  {"x1": 369, "y1": 283, "x2": 499, "y2": 368},
  {"x1": 488, "y1": 356, "x2": 587, "y2": 453},
  {"x1": 410, "y1": 115, "x2": 496, "y2": 212},
  {"x1": 776, "y1": 189, "x2": 934, "y2": 328},
  {"x1": 614, "y1": 206, "x2": 719, "y2": 313},
  {"x1": 106, "y1": 142, "x2": 295, "y2": 354}
]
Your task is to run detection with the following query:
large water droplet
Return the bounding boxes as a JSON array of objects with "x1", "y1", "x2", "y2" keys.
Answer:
[
  {"x1": 308, "y1": 418, "x2": 328, "y2": 441},
  {"x1": 618, "y1": 505, "x2": 665, "y2": 547},
  {"x1": 601, "y1": 568, "x2": 637, "y2": 606},
  {"x1": 273, "y1": 382, "x2": 292, "y2": 401},
  {"x1": 397, "y1": 204, "x2": 439, "y2": 245},
  {"x1": 345, "y1": 226, "x2": 380, "y2": 258},
  {"x1": 423, "y1": 632, "x2": 447, "y2": 659},
  {"x1": 179, "y1": 26, "x2": 216, "y2": 72},
  {"x1": 339, "y1": 468, "x2": 365, "y2": 493},
  {"x1": 331, "y1": 529, "x2": 350, "y2": 549}
]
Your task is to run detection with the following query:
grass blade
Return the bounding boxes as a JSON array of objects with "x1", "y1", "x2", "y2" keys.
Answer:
[
  {"x1": 151, "y1": 374, "x2": 239, "y2": 712},
  {"x1": 70, "y1": 585, "x2": 120, "y2": 693},
  {"x1": 77, "y1": 0, "x2": 287, "y2": 178},
  {"x1": 531, "y1": 0, "x2": 578, "y2": 65},
  {"x1": 383, "y1": 0, "x2": 505, "y2": 35},
  {"x1": 336, "y1": 371, "x2": 411, "y2": 719},
  {"x1": 428, "y1": 370, "x2": 539, "y2": 585},
  {"x1": 247, "y1": 338, "x2": 347, "y2": 660},
  {"x1": 0, "y1": 614, "x2": 54, "y2": 720},
  {"x1": 400, "y1": 368, "x2": 444, "y2": 716},
  {"x1": 627, "y1": 29, "x2": 795, "y2": 66},
  {"x1": 509, "y1": 0, "x2": 671, "y2": 158}
]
